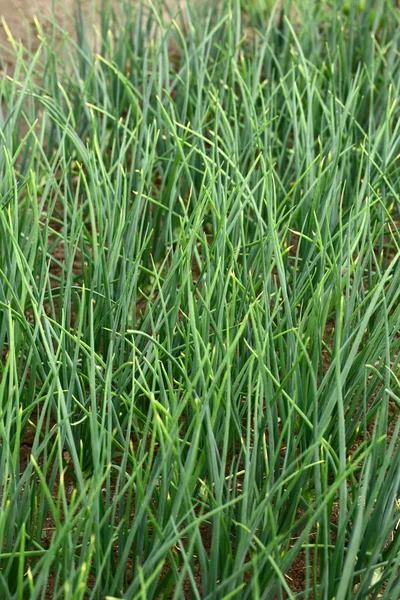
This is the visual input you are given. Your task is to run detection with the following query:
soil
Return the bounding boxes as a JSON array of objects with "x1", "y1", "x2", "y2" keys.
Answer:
[
  {"x1": 0, "y1": 0, "x2": 73, "y2": 68},
  {"x1": 0, "y1": 0, "x2": 184, "y2": 70}
]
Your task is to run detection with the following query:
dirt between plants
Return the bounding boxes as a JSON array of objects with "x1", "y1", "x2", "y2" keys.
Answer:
[
  {"x1": 0, "y1": 0, "x2": 76, "y2": 68},
  {"x1": 0, "y1": 0, "x2": 186, "y2": 70}
]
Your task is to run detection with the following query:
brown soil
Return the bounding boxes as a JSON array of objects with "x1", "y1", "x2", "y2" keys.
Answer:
[
  {"x1": 0, "y1": 0, "x2": 76, "y2": 68},
  {"x1": 0, "y1": 0, "x2": 186, "y2": 71}
]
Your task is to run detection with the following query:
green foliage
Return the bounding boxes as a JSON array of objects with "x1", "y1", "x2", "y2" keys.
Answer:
[{"x1": 0, "y1": 0, "x2": 399, "y2": 598}]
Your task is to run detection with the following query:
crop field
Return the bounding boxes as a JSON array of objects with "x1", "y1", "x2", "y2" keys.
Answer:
[{"x1": 0, "y1": 0, "x2": 399, "y2": 598}]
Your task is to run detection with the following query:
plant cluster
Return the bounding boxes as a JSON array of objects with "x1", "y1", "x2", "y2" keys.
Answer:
[{"x1": 0, "y1": 0, "x2": 399, "y2": 598}]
